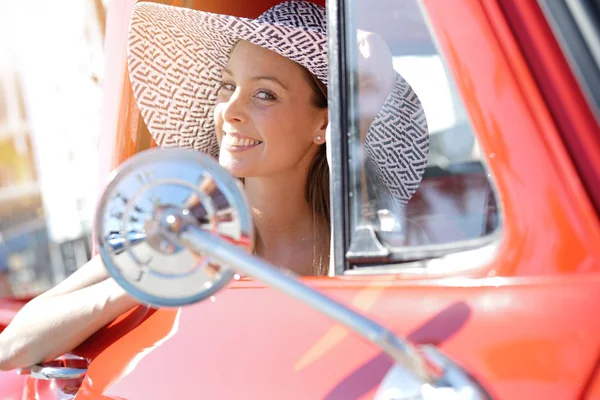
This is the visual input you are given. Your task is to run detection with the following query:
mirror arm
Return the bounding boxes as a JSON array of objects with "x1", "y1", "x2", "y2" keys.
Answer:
[{"x1": 179, "y1": 224, "x2": 436, "y2": 384}]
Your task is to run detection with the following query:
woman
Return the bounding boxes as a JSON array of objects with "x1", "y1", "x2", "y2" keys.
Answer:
[
  {"x1": 0, "y1": 0, "x2": 428, "y2": 370},
  {"x1": 214, "y1": 39, "x2": 330, "y2": 276}
]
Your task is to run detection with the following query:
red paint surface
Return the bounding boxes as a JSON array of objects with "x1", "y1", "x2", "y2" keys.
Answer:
[
  {"x1": 0, "y1": 370, "x2": 27, "y2": 399},
  {"x1": 498, "y1": 0, "x2": 600, "y2": 216},
  {"x1": 67, "y1": 276, "x2": 600, "y2": 399},
  {"x1": 585, "y1": 363, "x2": 600, "y2": 400}
]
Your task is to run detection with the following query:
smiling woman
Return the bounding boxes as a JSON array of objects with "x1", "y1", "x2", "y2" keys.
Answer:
[
  {"x1": 214, "y1": 40, "x2": 330, "y2": 275},
  {"x1": 215, "y1": 39, "x2": 330, "y2": 275},
  {"x1": 215, "y1": 41, "x2": 327, "y2": 178}
]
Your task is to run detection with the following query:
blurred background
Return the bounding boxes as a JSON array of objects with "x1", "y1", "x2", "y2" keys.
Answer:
[{"x1": 0, "y1": 0, "x2": 107, "y2": 297}]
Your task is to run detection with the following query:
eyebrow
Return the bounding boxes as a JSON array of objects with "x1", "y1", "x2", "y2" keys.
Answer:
[{"x1": 222, "y1": 68, "x2": 289, "y2": 90}]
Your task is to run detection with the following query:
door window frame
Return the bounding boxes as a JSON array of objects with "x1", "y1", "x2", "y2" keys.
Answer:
[
  {"x1": 326, "y1": 0, "x2": 353, "y2": 275},
  {"x1": 327, "y1": 0, "x2": 503, "y2": 275}
]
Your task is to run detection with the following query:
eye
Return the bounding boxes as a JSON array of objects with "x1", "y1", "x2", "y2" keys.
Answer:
[
  {"x1": 218, "y1": 82, "x2": 236, "y2": 93},
  {"x1": 255, "y1": 90, "x2": 277, "y2": 101}
]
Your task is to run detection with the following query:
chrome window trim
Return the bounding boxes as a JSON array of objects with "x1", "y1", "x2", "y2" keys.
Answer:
[
  {"x1": 344, "y1": 234, "x2": 500, "y2": 276},
  {"x1": 327, "y1": 0, "x2": 353, "y2": 275}
]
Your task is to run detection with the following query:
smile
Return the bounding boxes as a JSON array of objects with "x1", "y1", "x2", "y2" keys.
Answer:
[{"x1": 221, "y1": 133, "x2": 263, "y2": 152}]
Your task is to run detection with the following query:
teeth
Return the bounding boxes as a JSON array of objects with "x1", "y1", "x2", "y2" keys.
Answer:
[{"x1": 223, "y1": 134, "x2": 261, "y2": 147}]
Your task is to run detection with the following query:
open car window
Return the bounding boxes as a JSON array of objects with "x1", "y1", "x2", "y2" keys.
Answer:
[{"x1": 341, "y1": 0, "x2": 502, "y2": 270}]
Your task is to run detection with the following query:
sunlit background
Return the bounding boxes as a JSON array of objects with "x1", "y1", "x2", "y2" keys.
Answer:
[{"x1": 0, "y1": 0, "x2": 107, "y2": 297}]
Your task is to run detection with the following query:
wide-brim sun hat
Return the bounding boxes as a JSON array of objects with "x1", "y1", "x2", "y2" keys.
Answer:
[{"x1": 127, "y1": 0, "x2": 429, "y2": 207}]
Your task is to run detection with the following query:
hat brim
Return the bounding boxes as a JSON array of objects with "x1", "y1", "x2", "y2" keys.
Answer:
[
  {"x1": 365, "y1": 72, "x2": 429, "y2": 207},
  {"x1": 128, "y1": 2, "x2": 328, "y2": 156}
]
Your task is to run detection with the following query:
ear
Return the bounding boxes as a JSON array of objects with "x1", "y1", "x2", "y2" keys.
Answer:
[
  {"x1": 312, "y1": 109, "x2": 329, "y2": 144},
  {"x1": 325, "y1": 124, "x2": 332, "y2": 168}
]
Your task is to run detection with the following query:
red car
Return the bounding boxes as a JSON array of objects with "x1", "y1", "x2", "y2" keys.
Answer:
[{"x1": 2, "y1": 0, "x2": 600, "y2": 399}]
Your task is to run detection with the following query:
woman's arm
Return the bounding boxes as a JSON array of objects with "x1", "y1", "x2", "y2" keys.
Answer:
[
  {"x1": 0, "y1": 256, "x2": 140, "y2": 371},
  {"x1": 34, "y1": 254, "x2": 110, "y2": 299}
]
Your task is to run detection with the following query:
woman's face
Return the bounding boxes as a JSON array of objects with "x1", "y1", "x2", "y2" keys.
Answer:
[{"x1": 214, "y1": 40, "x2": 327, "y2": 178}]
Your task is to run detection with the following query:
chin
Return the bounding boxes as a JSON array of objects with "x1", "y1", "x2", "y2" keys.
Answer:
[{"x1": 218, "y1": 153, "x2": 255, "y2": 178}]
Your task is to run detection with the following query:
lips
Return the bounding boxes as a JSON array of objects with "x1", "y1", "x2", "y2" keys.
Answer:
[{"x1": 221, "y1": 133, "x2": 263, "y2": 151}]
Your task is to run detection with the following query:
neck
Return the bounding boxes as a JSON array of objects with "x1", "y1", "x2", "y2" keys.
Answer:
[{"x1": 244, "y1": 167, "x2": 315, "y2": 275}]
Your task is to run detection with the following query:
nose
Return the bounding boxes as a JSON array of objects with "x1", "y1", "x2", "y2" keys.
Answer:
[{"x1": 221, "y1": 89, "x2": 248, "y2": 125}]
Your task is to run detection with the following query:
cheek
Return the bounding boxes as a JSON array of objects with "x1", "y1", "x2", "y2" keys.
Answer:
[
  {"x1": 260, "y1": 106, "x2": 316, "y2": 146},
  {"x1": 258, "y1": 117, "x2": 297, "y2": 152}
]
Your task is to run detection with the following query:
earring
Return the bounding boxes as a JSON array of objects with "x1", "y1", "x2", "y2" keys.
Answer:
[{"x1": 316, "y1": 135, "x2": 322, "y2": 142}]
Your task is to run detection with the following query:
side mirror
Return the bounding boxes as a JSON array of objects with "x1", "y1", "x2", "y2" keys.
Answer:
[
  {"x1": 94, "y1": 148, "x2": 253, "y2": 307},
  {"x1": 94, "y1": 148, "x2": 490, "y2": 400}
]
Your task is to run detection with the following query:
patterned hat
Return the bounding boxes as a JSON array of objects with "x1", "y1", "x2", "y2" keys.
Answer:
[{"x1": 127, "y1": 0, "x2": 429, "y2": 206}]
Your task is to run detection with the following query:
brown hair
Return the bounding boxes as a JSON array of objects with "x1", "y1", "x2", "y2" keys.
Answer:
[{"x1": 303, "y1": 68, "x2": 330, "y2": 276}]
